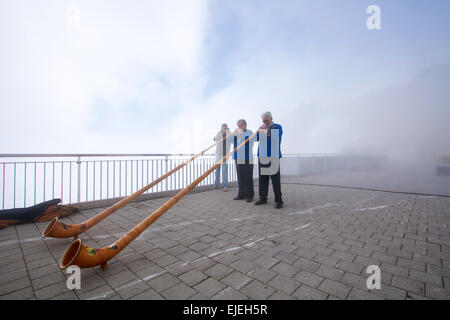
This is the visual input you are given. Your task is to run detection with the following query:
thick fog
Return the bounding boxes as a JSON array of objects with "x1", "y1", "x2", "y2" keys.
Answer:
[
  {"x1": 283, "y1": 63, "x2": 450, "y2": 161},
  {"x1": 279, "y1": 63, "x2": 450, "y2": 196}
]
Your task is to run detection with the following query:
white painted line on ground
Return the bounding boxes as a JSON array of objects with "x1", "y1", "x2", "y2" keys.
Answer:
[
  {"x1": 294, "y1": 223, "x2": 311, "y2": 230},
  {"x1": 289, "y1": 203, "x2": 336, "y2": 215},
  {"x1": 143, "y1": 271, "x2": 166, "y2": 281},
  {"x1": 353, "y1": 205, "x2": 388, "y2": 212},
  {"x1": 231, "y1": 215, "x2": 258, "y2": 222},
  {"x1": 87, "y1": 290, "x2": 114, "y2": 300}
]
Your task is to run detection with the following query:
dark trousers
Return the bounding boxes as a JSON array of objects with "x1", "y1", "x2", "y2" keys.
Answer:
[
  {"x1": 235, "y1": 161, "x2": 254, "y2": 200},
  {"x1": 258, "y1": 160, "x2": 282, "y2": 203}
]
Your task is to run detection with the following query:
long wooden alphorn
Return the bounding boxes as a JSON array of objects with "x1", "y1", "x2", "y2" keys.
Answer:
[
  {"x1": 59, "y1": 130, "x2": 258, "y2": 270},
  {"x1": 42, "y1": 133, "x2": 232, "y2": 239}
]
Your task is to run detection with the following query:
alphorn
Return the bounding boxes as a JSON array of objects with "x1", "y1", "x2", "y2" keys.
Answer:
[
  {"x1": 42, "y1": 133, "x2": 232, "y2": 239},
  {"x1": 59, "y1": 130, "x2": 258, "y2": 270}
]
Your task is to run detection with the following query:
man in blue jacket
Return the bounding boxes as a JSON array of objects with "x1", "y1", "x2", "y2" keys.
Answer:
[
  {"x1": 232, "y1": 119, "x2": 255, "y2": 202},
  {"x1": 255, "y1": 111, "x2": 283, "y2": 209}
]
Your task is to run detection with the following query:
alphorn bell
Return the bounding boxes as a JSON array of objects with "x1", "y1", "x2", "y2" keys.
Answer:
[
  {"x1": 59, "y1": 130, "x2": 258, "y2": 270},
  {"x1": 42, "y1": 133, "x2": 232, "y2": 239}
]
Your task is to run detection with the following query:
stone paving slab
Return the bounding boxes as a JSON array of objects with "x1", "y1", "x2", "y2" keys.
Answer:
[{"x1": 0, "y1": 177, "x2": 449, "y2": 300}]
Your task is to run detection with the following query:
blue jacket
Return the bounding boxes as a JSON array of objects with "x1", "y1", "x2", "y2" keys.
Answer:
[
  {"x1": 256, "y1": 123, "x2": 283, "y2": 158},
  {"x1": 233, "y1": 129, "x2": 254, "y2": 162}
]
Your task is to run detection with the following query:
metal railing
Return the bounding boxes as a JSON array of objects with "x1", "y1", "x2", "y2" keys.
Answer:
[{"x1": 0, "y1": 153, "x2": 342, "y2": 210}]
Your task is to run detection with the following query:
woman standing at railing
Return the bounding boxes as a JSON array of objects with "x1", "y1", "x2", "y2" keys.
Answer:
[{"x1": 212, "y1": 124, "x2": 233, "y2": 191}]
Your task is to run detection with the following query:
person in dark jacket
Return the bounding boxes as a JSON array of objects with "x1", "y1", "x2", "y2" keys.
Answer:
[{"x1": 231, "y1": 119, "x2": 255, "y2": 202}]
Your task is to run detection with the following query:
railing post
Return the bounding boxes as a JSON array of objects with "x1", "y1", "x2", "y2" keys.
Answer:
[
  {"x1": 77, "y1": 156, "x2": 81, "y2": 204},
  {"x1": 2, "y1": 164, "x2": 5, "y2": 210},
  {"x1": 165, "y1": 155, "x2": 168, "y2": 192}
]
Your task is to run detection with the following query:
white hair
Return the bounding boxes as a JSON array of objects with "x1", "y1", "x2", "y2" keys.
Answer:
[{"x1": 261, "y1": 111, "x2": 272, "y2": 119}]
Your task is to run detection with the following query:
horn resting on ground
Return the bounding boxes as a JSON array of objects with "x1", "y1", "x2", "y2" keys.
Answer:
[{"x1": 59, "y1": 130, "x2": 258, "y2": 270}]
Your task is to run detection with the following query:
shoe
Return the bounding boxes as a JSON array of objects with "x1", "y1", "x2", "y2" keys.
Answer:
[
  {"x1": 223, "y1": 188, "x2": 229, "y2": 192},
  {"x1": 254, "y1": 199, "x2": 267, "y2": 205},
  {"x1": 211, "y1": 186, "x2": 217, "y2": 190},
  {"x1": 275, "y1": 202, "x2": 283, "y2": 209},
  {"x1": 246, "y1": 198, "x2": 254, "y2": 203},
  {"x1": 233, "y1": 196, "x2": 245, "y2": 200}
]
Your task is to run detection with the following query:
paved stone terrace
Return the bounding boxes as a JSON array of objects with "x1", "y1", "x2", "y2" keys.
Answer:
[
  {"x1": 285, "y1": 167, "x2": 450, "y2": 197},
  {"x1": 1, "y1": 178, "x2": 449, "y2": 300}
]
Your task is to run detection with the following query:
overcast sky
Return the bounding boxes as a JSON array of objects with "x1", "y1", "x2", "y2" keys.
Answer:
[{"x1": 1, "y1": 0, "x2": 449, "y2": 155}]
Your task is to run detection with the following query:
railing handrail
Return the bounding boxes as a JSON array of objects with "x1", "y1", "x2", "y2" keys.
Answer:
[
  {"x1": 0, "y1": 153, "x2": 339, "y2": 158},
  {"x1": 0, "y1": 153, "x2": 215, "y2": 158}
]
